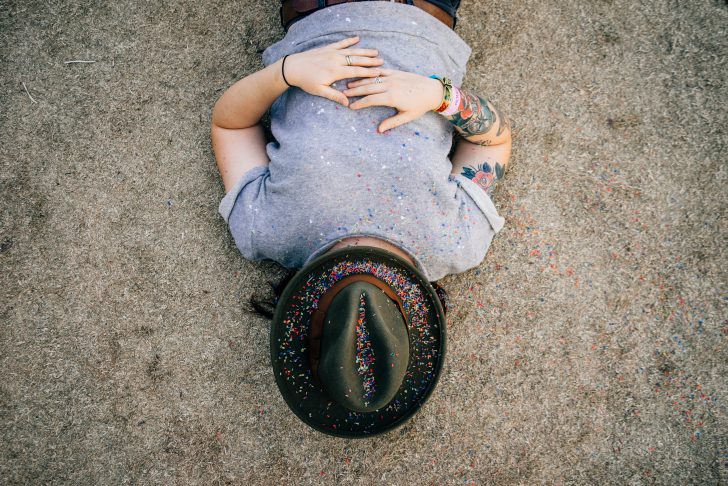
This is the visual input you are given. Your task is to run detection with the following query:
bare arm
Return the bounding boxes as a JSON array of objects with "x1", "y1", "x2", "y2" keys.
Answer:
[
  {"x1": 211, "y1": 60, "x2": 288, "y2": 191},
  {"x1": 212, "y1": 59, "x2": 288, "y2": 131}
]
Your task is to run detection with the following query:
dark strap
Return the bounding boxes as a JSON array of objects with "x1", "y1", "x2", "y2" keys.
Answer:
[
  {"x1": 308, "y1": 274, "x2": 410, "y2": 383},
  {"x1": 281, "y1": 0, "x2": 454, "y2": 31},
  {"x1": 288, "y1": 0, "x2": 352, "y2": 13}
]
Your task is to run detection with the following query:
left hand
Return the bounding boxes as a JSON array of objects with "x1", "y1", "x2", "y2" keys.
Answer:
[
  {"x1": 344, "y1": 69, "x2": 444, "y2": 133},
  {"x1": 283, "y1": 36, "x2": 384, "y2": 106}
]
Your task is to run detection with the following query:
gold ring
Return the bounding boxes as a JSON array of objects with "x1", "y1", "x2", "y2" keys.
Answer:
[{"x1": 346, "y1": 55, "x2": 353, "y2": 66}]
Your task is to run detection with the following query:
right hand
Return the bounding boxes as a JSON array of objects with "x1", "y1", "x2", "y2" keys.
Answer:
[{"x1": 282, "y1": 36, "x2": 384, "y2": 106}]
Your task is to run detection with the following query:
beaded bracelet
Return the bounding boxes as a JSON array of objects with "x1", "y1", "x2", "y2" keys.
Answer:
[{"x1": 429, "y1": 75, "x2": 453, "y2": 113}]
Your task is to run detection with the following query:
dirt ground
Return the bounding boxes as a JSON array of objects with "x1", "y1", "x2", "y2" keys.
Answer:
[{"x1": 1, "y1": 0, "x2": 727, "y2": 484}]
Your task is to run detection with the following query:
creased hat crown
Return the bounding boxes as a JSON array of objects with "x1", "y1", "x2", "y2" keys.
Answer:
[{"x1": 318, "y1": 282, "x2": 410, "y2": 412}]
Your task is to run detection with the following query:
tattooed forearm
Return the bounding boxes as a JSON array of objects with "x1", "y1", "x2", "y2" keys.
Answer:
[
  {"x1": 460, "y1": 161, "x2": 506, "y2": 195},
  {"x1": 443, "y1": 87, "x2": 510, "y2": 146},
  {"x1": 447, "y1": 90, "x2": 494, "y2": 135}
]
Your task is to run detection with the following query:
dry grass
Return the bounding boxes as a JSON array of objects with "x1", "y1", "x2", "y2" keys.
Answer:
[{"x1": 1, "y1": 0, "x2": 726, "y2": 483}]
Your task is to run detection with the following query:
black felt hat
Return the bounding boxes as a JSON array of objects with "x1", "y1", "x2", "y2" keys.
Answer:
[{"x1": 269, "y1": 246, "x2": 447, "y2": 438}]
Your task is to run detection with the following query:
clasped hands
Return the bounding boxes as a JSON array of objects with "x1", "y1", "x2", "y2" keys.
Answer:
[{"x1": 282, "y1": 36, "x2": 444, "y2": 133}]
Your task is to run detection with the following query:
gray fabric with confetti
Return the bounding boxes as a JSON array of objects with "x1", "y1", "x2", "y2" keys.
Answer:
[{"x1": 218, "y1": 2, "x2": 505, "y2": 282}]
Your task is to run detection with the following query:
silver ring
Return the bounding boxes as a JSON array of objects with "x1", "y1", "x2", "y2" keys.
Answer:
[
  {"x1": 374, "y1": 76, "x2": 383, "y2": 84},
  {"x1": 346, "y1": 55, "x2": 353, "y2": 66}
]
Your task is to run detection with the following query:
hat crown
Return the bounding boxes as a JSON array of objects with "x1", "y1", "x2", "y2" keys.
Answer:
[{"x1": 318, "y1": 282, "x2": 410, "y2": 412}]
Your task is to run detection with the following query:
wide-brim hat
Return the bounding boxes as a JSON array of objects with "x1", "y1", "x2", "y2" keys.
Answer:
[{"x1": 270, "y1": 246, "x2": 447, "y2": 438}]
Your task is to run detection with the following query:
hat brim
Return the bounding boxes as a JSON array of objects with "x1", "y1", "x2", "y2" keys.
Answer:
[{"x1": 270, "y1": 246, "x2": 447, "y2": 438}]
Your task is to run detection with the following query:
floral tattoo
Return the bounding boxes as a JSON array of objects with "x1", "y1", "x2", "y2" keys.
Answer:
[{"x1": 460, "y1": 161, "x2": 505, "y2": 195}]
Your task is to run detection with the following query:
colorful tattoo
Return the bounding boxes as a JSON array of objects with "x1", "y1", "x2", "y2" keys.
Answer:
[
  {"x1": 444, "y1": 89, "x2": 509, "y2": 145},
  {"x1": 460, "y1": 161, "x2": 505, "y2": 195}
]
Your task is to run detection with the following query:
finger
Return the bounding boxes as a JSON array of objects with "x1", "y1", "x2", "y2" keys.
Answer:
[
  {"x1": 318, "y1": 86, "x2": 349, "y2": 107},
  {"x1": 328, "y1": 36, "x2": 359, "y2": 49},
  {"x1": 349, "y1": 93, "x2": 390, "y2": 110},
  {"x1": 343, "y1": 83, "x2": 387, "y2": 97},
  {"x1": 347, "y1": 71, "x2": 390, "y2": 88},
  {"x1": 341, "y1": 66, "x2": 382, "y2": 79},
  {"x1": 343, "y1": 56, "x2": 384, "y2": 67},
  {"x1": 347, "y1": 67, "x2": 394, "y2": 85},
  {"x1": 378, "y1": 112, "x2": 414, "y2": 133},
  {"x1": 340, "y1": 48, "x2": 380, "y2": 57},
  {"x1": 347, "y1": 77, "x2": 378, "y2": 89}
]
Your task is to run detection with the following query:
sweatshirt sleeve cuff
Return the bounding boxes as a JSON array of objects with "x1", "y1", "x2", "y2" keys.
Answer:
[
  {"x1": 450, "y1": 173, "x2": 506, "y2": 233},
  {"x1": 218, "y1": 166, "x2": 269, "y2": 224}
]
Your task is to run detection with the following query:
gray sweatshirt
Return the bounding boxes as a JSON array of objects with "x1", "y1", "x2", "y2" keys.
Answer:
[{"x1": 218, "y1": 1, "x2": 505, "y2": 281}]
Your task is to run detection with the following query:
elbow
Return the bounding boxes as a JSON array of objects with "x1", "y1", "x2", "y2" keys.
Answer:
[
  {"x1": 211, "y1": 87, "x2": 237, "y2": 129},
  {"x1": 500, "y1": 110, "x2": 513, "y2": 144},
  {"x1": 211, "y1": 98, "x2": 225, "y2": 129},
  {"x1": 502, "y1": 126, "x2": 512, "y2": 146},
  {"x1": 495, "y1": 118, "x2": 512, "y2": 148},
  {"x1": 464, "y1": 126, "x2": 511, "y2": 148}
]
